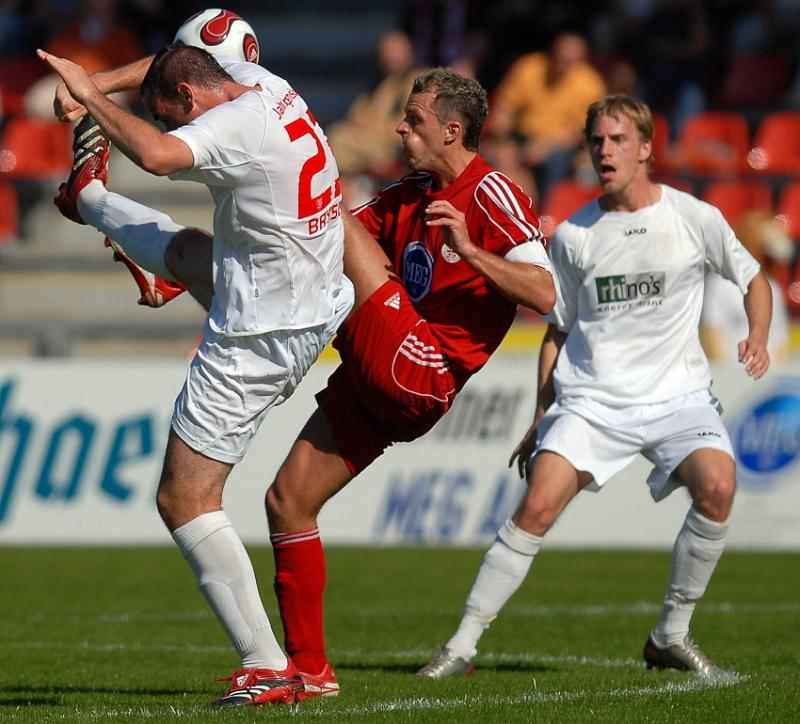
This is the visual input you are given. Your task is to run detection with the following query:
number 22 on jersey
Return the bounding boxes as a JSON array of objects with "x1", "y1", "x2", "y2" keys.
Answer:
[{"x1": 284, "y1": 111, "x2": 342, "y2": 234}]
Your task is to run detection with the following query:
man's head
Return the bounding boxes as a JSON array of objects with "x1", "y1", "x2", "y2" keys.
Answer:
[
  {"x1": 396, "y1": 68, "x2": 488, "y2": 173},
  {"x1": 377, "y1": 30, "x2": 415, "y2": 76},
  {"x1": 584, "y1": 94, "x2": 654, "y2": 195},
  {"x1": 141, "y1": 44, "x2": 234, "y2": 130},
  {"x1": 549, "y1": 32, "x2": 590, "y2": 80}
]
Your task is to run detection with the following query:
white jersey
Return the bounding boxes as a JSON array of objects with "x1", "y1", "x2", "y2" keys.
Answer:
[
  {"x1": 547, "y1": 184, "x2": 760, "y2": 406},
  {"x1": 169, "y1": 58, "x2": 345, "y2": 336}
]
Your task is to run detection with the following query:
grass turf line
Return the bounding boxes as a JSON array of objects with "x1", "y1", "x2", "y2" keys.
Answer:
[{"x1": 0, "y1": 547, "x2": 797, "y2": 722}]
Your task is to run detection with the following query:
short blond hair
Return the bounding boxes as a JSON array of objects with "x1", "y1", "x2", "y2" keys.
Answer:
[{"x1": 584, "y1": 94, "x2": 654, "y2": 147}]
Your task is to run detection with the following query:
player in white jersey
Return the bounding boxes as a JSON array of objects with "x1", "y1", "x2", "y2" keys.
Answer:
[
  {"x1": 418, "y1": 94, "x2": 772, "y2": 680},
  {"x1": 39, "y1": 44, "x2": 353, "y2": 707}
]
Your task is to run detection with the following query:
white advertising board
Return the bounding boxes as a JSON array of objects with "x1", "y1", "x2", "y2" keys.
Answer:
[{"x1": 0, "y1": 355, "x2": 798, "y2": 548}]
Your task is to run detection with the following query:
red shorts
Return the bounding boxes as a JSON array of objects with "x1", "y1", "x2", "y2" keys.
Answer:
[{"x1": 316, "y1": 279, "x2": 457, "y2": 474}]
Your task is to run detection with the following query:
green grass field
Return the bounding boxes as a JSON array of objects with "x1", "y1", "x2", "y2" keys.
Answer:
[{"x1": 0, "y1": 547, "x2": 797, "y2": 722}]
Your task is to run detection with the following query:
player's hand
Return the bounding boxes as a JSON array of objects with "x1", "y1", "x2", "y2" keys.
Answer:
[
  {"x1": 738, "y1": 335, "x2": 770, "y2": 380},
  {"x1": 509, "y1": 421, "x2": 538, "y2": 480},
  {"x1": 425, "y1": 200, "x2": 477, "y2": 259},
  {"x1": 37, "y1": 50, "x2": 97, "y2": 108},
  {"x1": 54, "y1": 80, "x2": 87, "y2": 123}
]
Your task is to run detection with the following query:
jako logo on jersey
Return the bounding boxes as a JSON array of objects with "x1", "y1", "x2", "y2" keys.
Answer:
[
  {"x1": 595, "y1": 272, "x2": 665, "y2": 304},
  {"x1": 624, "y1": 227, "x2": 647, "y2": 236},
  {"x1": 731, "y1": 378, "x2": 800, "y2": 490},
  {"x1": 403, "y1": 242, "x2": 434, "y2": 302}
]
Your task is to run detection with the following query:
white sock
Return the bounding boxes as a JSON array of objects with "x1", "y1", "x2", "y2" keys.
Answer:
[
  {"x1": 77, "y1": 179, "x2": 180, "y2": 281},
  {"x1": 445, "y1": 519, "x2": 542, "y2": 660},
  {"x1": 653, "y1": 506, "x2": 729, "y2": 646},
  {"x1": 172, "y1": 511, "x2": 287, "y2": 670}
]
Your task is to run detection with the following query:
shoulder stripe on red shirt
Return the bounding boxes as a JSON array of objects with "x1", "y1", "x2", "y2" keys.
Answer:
[{"x1": 475, "y1": 172, "x2": 541, "y2": 243}]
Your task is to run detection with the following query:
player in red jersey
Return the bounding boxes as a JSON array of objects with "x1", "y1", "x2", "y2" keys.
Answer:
[
  {"x1": 53, "y1": 63, "x2": 554, "y2": 697},
  {"x1": 264, "y1": 68, "x2": 556, "y2": 696}
]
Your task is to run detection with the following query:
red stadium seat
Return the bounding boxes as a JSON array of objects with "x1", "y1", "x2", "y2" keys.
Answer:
[
  {"x1": 702, "y1": 180, "x2": 773, "y2": 228},
  {"x1": 748, "y1": 112, "x2": 800, "y2": 175},
  {"x1": 0, "y1": 181, "x2": 18, "y2": 242},
  {"x1": 649, "y1": 111, "x2": 671, "y2": 173},
  {"x1": 0, "y1": 118, "x2": 72, "y2": 179},
  {"x1": 776, "y1": 181, "x2": 800, "y2": 241},
  {"x1": 539, "y1": 179, "x2": 600, "y2": 237},
  {"x1": 671, "y1": 112, "x2": 750, "y2": 175}
]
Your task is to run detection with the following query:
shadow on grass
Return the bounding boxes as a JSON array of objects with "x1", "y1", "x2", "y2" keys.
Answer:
[
  {"x1": 0, "y1": 684, "x2": 202, "y2": 702},
  {"x1": 337, "y1": 661, "x2": 555, "y2": 675},
  {"x1": 0, "y1": 697, "x2": 60, "y2": 707}
]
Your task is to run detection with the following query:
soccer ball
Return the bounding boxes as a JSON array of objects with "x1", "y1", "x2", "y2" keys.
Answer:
[{"x1": 173, "y1": 8, "x2": 260, "y2": 63}]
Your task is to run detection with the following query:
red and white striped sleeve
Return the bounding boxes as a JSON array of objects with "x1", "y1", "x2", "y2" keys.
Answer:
[{"x1": 473, "y1": 171, "x2": 544, "y2": 251}]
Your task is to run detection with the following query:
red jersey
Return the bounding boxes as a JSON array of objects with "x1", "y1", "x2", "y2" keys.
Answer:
[{"x1": 353, "y1": 155, "x2": 544, "y2": 384}]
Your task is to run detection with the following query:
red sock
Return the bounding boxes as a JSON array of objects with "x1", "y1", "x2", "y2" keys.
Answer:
[{"x1": 271, "y1": 528, "x2": 329, "y2": 674}]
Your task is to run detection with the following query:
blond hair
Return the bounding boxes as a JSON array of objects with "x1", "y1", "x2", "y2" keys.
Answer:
[{"x1": 584, "y1": 94, "x2": 655, "y2": 161}]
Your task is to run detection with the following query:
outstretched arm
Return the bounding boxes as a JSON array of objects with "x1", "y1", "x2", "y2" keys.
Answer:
[
  {"x1": 55, "y1": 55, "x2": 155, "y2": 123},
  {"x1": 509, "y1": 324, "x2": 567, "y2": 477},
  {"x1": 739, "y1": 270, "x2": 772, "y2": 379},
  {"x1": 40, "y1": 50, "x2": 193, "y2": 176},
  {"x1": 425, "y1": 199, "x2": 556, "y2": 314}
]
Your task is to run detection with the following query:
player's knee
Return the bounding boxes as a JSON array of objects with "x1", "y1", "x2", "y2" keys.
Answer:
[
  {"x1": 692, "y1": 468, "x2": 737, "y2": 520},
  {"x1": 155, "y1": 481, "x2": 178, "y2": 528},
  {"x1": 515, "y1": 496, "x2": 559, "y2": 535},
  {"x1": 265, "y1": 478, "x2": 305, "y2": 522}
]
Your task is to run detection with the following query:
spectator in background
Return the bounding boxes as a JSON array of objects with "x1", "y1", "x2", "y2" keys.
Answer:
[
  {"x1": 627, "y1": 0, "x2": 710, "y2": 135},
  {"x1": 701, "y1": 210, "x2": 791, "y2": 364},
  {"x1": 326, "y1": 30, "x2": 422, "y2": 208},
  {"x1": 25, "y1": 0, "x2": 142, "y2": 118},
  {"x1": 486, "y1": 30, "x2": 606, "y2": 200},
  {"x1": 44, "y1": 0, "x2": 142, "y2": 74}
]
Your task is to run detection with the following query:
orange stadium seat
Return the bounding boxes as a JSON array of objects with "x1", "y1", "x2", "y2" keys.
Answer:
[
  {"x1": 776, "y1": 182, "x2": 800, "y2": 241},
  {"x1": 0, "y1": 181, "x2": 19, "y2": 242},
  {"x1": 702, "y1": 180, "x2": 773, "y2": 228},
  {"x1": 748, "y1": 112, "x2": 800, "y2": 175},
  {"x1": 0, "y1": 118, "x2": 72, "y2": 179},
  {"x1": 539, "y1": 179, "x2": 600, "y2": 237},
  {"x1": 671, "y1": 112, "x2": 750, "y2": 175}
]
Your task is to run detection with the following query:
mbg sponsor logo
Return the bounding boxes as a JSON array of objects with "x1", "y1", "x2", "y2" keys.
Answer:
[
  {"x1": 731, "y1": 378, "x2": 800, "y2": 490},
  {"x1": 403, "y1": 241, "x2": 434, "y2": 302},
  {"x1": 0, "y1": 379, "x2": 164, "y2": 526},
  {"x1": 595, "y1": 272, "x2": 665, "y2": 304},
  {"x1": 373, "y1": 469, "x2": 525, "y2": 542}
]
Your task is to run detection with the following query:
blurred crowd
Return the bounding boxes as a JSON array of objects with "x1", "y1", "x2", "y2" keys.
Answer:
[{"x1": 2, "y1": 0, "x2": 800, "y2": 338}]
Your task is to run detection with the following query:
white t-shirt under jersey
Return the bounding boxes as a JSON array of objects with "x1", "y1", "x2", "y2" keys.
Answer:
[
  {"x1": 169, "y1": 58, "x2": 346, "y2": 336},
  {"x1": 548, "y1": 184, "x2": 760, "y2": 406}
]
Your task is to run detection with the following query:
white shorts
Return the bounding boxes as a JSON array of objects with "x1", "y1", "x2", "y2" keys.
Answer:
[
  {"x1": 172, "y1": 281, "x2": 354, "y2": 463},
  {"x1": 534, "y1": 389, "x2": 734, "y2": 501}
]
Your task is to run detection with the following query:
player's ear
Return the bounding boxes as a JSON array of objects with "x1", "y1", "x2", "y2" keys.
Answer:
[
  {"x1": 638, "y1": 137, "x2": 652, "y2": 164},
  {"x1": 176, "y1": 81, "x2": 195, "y2": 112},
  {"x1": 444, "y1": 120, "x2": 462, "y2": 145}
]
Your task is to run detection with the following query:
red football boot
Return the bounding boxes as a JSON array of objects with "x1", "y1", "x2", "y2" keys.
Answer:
[
  {"x1": 55, "y1": 115, "x2": 111, "y2": 224},
  {"x1": 297, "y1": 662, "x2": 340, "y2": 698},
  {"x1": 213, "y1": 663, "x2": 306, "y2": 708},
  {"x1": 104, "y1": 237, "x2": 186, "y2": 308}
]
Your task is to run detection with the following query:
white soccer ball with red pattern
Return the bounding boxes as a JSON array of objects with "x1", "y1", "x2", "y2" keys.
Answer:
[{"x1": 173, "y1": 8, "x2": 260, "y2": 63}]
